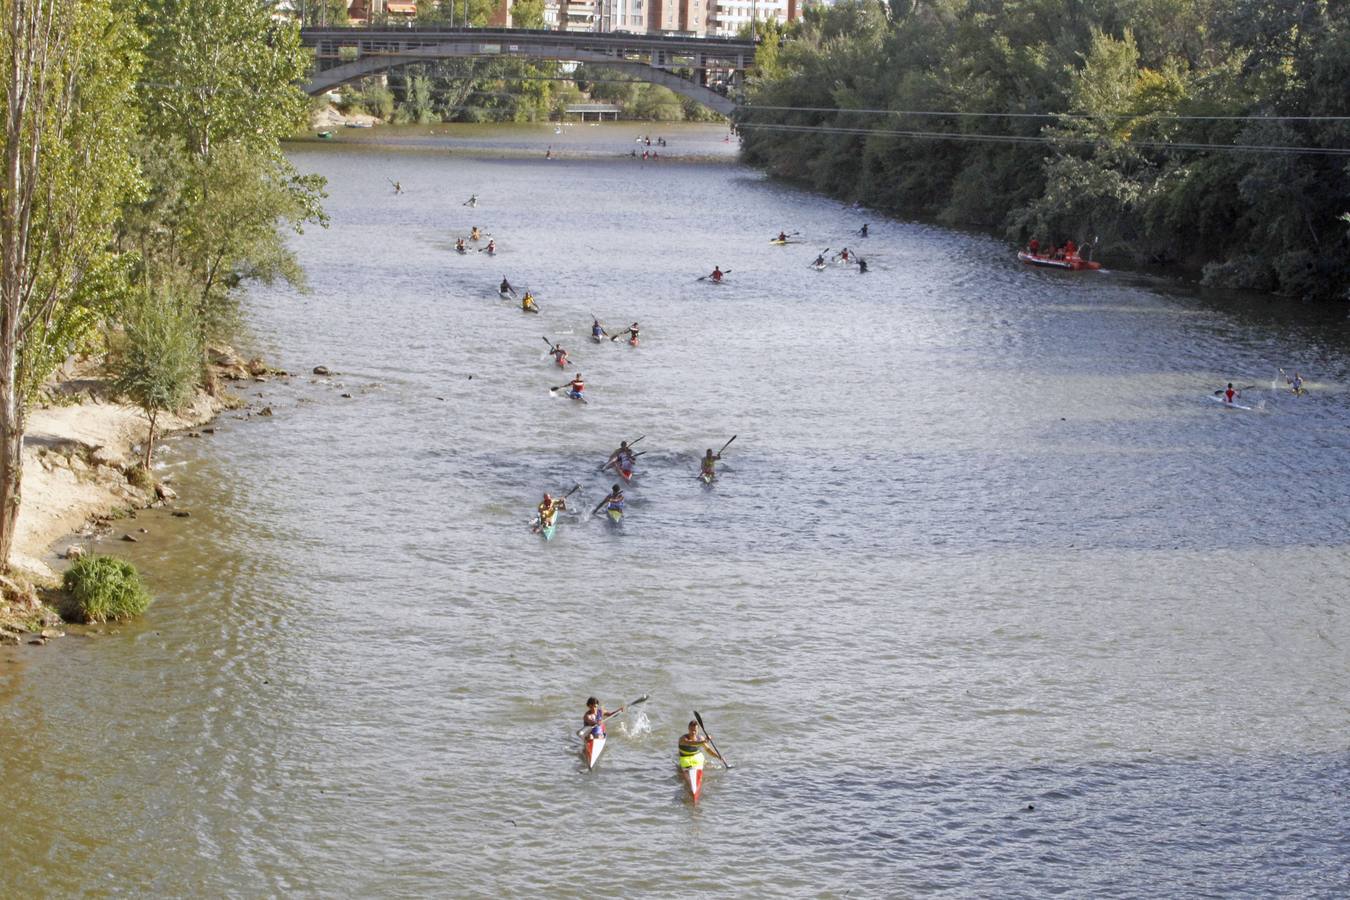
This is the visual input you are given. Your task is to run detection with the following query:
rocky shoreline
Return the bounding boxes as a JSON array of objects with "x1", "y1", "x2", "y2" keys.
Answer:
[{"x1": 0, "y1": 349, "x2": 284, "y2": 645}]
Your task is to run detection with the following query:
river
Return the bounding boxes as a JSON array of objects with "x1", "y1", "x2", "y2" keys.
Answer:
[{"x1": 2, "y1": 122, "x2": 1348, "y2": 896}]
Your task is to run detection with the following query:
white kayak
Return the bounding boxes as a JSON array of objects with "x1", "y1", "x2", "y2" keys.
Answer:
[
  {"x1": 680, "y1": 761, "x2": 704, "y2": 802},
  {"x1": 583, "y1": 732, "x2": 605, "y2": 770},
  {"x1": 1209, "y1": 394, "x2": 1252, "y2": 411}
]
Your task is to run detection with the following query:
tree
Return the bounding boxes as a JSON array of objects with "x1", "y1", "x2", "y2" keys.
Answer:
[
  {"x1": 109, "y1": 288, "x2": 200, "y2": 471},
  {"x1": 0, "y1": 0, "x2": 141, "y2": 569}
]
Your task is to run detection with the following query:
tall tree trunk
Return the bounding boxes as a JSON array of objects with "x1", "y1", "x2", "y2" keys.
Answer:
[
  {"x1": 0, "y1": 334, "x2": 21, "y2": 569},
  {"x1": 143, "y1": 410, "x2": 157, "y2": 472}
]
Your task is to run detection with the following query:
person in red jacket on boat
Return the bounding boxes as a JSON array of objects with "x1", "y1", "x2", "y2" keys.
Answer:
[
  {"x1": 1027, "y1": 238, "x2": 1040, "y2": 256},
  {"x1": 1064, "y1": 239, "x2": 1078, "y2": 259},
  {"x1": 709, "y1": 266, "x2": 724, "y2": 283},
  {"x1": 1219, "y1": 382, "x2": 1240, "y2": 404},
  {"x1": 554, "y1": 373, "x2": 584, "y2": 400}
]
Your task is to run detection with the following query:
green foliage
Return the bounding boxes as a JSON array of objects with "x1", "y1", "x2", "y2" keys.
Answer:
[
  {"x1": 740, "y1": 0, "x2": 1350, "y2": 301},
  {"x1": 61, "y1": 555, "x2": 152, "y2": 624}
]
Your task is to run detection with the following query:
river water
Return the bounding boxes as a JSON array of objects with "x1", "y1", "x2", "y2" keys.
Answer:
[{"x1": 3, "y1": 123, "x2": 1349, "y2": 896}]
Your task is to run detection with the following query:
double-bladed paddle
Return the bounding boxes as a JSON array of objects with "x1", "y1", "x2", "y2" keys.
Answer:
[
  {"x1": 574, "y1": 695, "x2": 650, "y2": 736},
  {"x1": 693, "y1": 710, "x2": 729, "y2": 769},
  {"x1": 696, "y1": 269, "x2": 732, "y2": 283}
]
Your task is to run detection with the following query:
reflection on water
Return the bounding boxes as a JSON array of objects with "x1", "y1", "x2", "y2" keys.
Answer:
[{"x1": 2, "y1": 124, "x2": 1348, "y2": 895}]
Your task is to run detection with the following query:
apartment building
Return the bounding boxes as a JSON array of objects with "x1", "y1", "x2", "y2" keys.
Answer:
[{"x1": 708, "y1": 0, "x2": 798, "y2": 36}]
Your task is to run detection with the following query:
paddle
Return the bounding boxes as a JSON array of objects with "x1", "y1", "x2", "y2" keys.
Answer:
[
  {"x1": 1212, "y1": 384, "x2": 1257, "y2": 395},
  {"x1": 693, "y1": 710, "x2": 730, "y2": 769},
  {"x1": 574, "y1": 695, "x2": 650, "y2": 736},
  {"x1": 696, "y1": 269, "x2": 732, "y2": 283},
  {"x1": 717, "y1": 434, "x2": 737, "y2": 456}
]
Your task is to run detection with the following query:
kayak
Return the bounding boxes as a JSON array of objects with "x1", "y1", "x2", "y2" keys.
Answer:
[
  {"x1": 583, "y1": 732, "x2": 605, "y2": 769},
  {"x1": 700, "y1": 470, "x2": 715, "y2": 485},
  {"x1": 606, "y1": 505, "x2": 623, "y2": 524},
  {"x1": 554, "y1": 355, "x2": 567, "y2": 369},
  {"x1": 769, "y1": 238, "x2": 799, "y2": 245},
  {"x1": 680, "y1": 761, "x2": 704, "y2": 802},
  {"x1": 568, "y1": 390, "x2": 586, "y2": 403},
  {"x1": 499, "y1": 290, "x2": 512, "y2": 300},
  {"x1": 618, "y1": 465, "x2": 633, "y2": 483},
  {"x1": 456, "y1": 247, "x2": 468, "y2": 255},
  {"x1": 590, "y1": 334, "x2": 604, "y2": 343},
  {"x1": 540, "y1": 516, "x2": 557, "y2": 541},
  {"x1": 810, "y1": 262, "x2": 826, "y2": 271},
  {"x1": 1017, "y1": 250, "x2": 1102, "y2": 271},
  {"x1": 1209, "y1": 394, "x2": 1252, "y2": 411},
  {"x1": 628, "y1": 336, "x2": 639, "y2": 347},
  {"x1": 522, "y1": 306, "x2": 538, "y2": 314}
]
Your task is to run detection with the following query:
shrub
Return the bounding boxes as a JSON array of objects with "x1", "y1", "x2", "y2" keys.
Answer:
[{"x1": 61, "y1": 555, "x2": 152, "y2": 624}]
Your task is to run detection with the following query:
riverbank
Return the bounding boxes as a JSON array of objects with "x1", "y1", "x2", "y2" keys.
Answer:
[{"x1": 0, "y1": 349, "x2": 276, "y2": 642}]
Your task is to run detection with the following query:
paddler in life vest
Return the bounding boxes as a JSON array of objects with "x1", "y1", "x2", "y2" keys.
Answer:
[
  {"x1": 838, "y1": 247, "x2": 851, "y2": 263},
  {"x1": 812, "y1": 253, "x2": 826, "y2": 268},
  {"x1": 1028, "y1": 238, "x2": 1040, "y2": 256},
  {"x1": 612, "y1": 322, "x2": 639, "y2": 343},
  {"x1": 775, "y1": 231, "x2": 788, "y2": 242},
  {"x1": 709, "y1": 266, "x2": 724, "y2": 283},
  {"x1": 678, "y1": 719, "x2": 723, "y2": 770},
  {"x1": 584, "y1": 697, "x2": 624, "y2": 738},
  {"x1": 591, "y1": 318, "x2": 608, "y2": 341},
  {"x1": 558, "y1": 373, "x2": 585, "y2": 400},
  {"x1": 1064, "y1": 238, "x2": 1078, "y2": 258},
  {"x1": 1290, "y1": 371, "x2": 1305, "y2": 395},
  {"x1": 594, "y1": 483, "x2": 624, "y2": 516},
  {"x1": 470, "y1": 226, "x2": 482, "y2": 241},
  {"x1": 521, "y1": 291, "x2": 538, "y2": 313},
  {"x1": 607, "y1": 441, "x2": 636, "y2": 474},
  {"x1": 549, "y1": 342, "x2": 569, "y2": 368},
  {"x1": 536, "y1": 492, "x2": 566, "y2": 530},
  {"x1": 1220, "y1": 382, "x2": 1240, "y2": 404},
  {"x1": 700, "y1": 448, "x2": 721, "y2": 480},
  {"x1": 499, "y1": 276, "x2": 515, "y2": 297},
  {"x1": 455, "y1": 237, "x2": 467, "y2": 254},
  {"x1": 484, "y1": 239, "x2": 496, "y2": 255}
]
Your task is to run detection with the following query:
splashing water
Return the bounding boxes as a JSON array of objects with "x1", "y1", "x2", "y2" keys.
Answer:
[{"x1": 619, "y1": 709, "x2": 652, "y2": 738}]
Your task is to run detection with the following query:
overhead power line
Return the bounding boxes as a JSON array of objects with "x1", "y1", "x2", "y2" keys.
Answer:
[
  {"x1": 743, "y1": 104, "x2": 1350, "y2": 123},
  {"x1": 735, "y1": 121, "x2": 1350, "y2": 156}
]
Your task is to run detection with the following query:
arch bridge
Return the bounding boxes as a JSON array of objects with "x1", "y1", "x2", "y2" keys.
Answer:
[{"x1": 299, "y1": 26, "x2": 754, "y2": 117}]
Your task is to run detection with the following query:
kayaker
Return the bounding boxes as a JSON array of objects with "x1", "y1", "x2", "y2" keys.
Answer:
[
  {"x1": 455, "y1": 238, "x2": 467, "y2": 253},
  {"x1": 464, "y1": 193, "x2": 477, "y2": 207},
  {"x1": 838, "y1": 247, "x2": 851, "y2": 262},
  {"x1": 611, "y1": 322, "x2": 640, "y2": 343},
  {"x1": 484, "y1": 239, "x2": 496, "y2": 255},
  {"x1": 557, "y1": 373, "x2": 585, "y2": 400},
  {"x1": 1220, "y1": 382, "x2": 1239, "y2": 404},
  {"x1": 812, "y1": 253, "x2": 826, "y2": 268},
  {"x1": 700, "y1": 448, "x2": 721, "y2": 480},
  {"x1": 470, "y1": 226, "x2": 482, "y2": 241},
  {"x1": 1064, "y1": 238, "x2": 1078, "y2": 258},
  {"x1": 857, "y1": 257, "x2": 869, "y2": 274},
  {"x1": 710, "y1": 266, "x2": 724, "y2": 283},
  {"x1": 591, "y1": 318, "x2": 608, "y2": 341},
  {"x1": 593, "y1": 484, "x2": 624, "y2": 516},
  {"x1": 678, "y1": 719, "x2": 723, "y2": 770},
  {"x1": 1028, "y1": 238, "x2": 1040, "y2": 256},
  {"x1": 858, "y1": 223, "x2": 869, "y2": 238},
  {"x1": 391, "y1": 180, "x2": 402, "y2": 195},
  {"x1": 1290, "y1": 371, "x2": 1305, "y2": 394},
  {"x1": 536, "y1": 492, "x2": 566, "y2": 530},
  {"x1": 775, "y1": 231, "x2": 788, "y2": 242},
  {"x1": 549, "y1": 343, "x2": 569, "y2": 368},
  {"x1": 500, "y1": 277, "x2": 515, "y2": 297},
  {"x1": 583, "y1": 697, "x2": 622, "y2": 738},
  {"x1": 607, "y1": 441, "x2": 636, "y2": 473},
  {"x1": 521, "y1": 291, "x2": 538, "y2": 313}
]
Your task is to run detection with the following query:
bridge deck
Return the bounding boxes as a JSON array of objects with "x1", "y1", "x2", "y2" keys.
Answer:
[{"x1": 300, "y1": 26, "x2": 757, "y2": 71}]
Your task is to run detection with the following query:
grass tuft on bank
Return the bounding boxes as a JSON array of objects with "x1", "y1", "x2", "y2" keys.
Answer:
[{"x1": 61, "y1": 555, "x2": 152, "y2": 623}]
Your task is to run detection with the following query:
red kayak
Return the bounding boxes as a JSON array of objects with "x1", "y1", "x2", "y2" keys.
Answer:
[
  {"x1": 628, "y1": 336, "x2": 639, "y2": 347},
  {"x1": 554, "y1": 355, "x2": 568, "y2": 368},
  {"x1": 618, "y1": 465, "x2": 633, "y2": 483},
  {"x1": 1017, "y1": 250, "x2": 1101, "y2": 271}
]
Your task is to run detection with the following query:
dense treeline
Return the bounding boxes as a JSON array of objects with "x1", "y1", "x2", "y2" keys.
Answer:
[
  {"x1": 738, "y1": 0, "x2": 1349, "y2": 301},
  {"x1": 0, "y1": 0, "x2": 322, "y2": 567}
]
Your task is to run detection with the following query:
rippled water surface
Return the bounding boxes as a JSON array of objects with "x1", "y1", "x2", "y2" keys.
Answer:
[{"x1": 3, "y1": 123, "x2": 1349, "y2": 896}]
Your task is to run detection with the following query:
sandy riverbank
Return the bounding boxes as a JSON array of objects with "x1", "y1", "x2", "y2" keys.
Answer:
[{"x1": 0, "y1": 350, "x2": 276, "y2": 640}]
